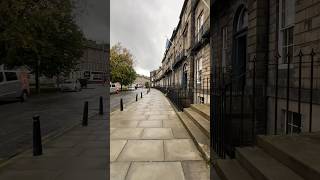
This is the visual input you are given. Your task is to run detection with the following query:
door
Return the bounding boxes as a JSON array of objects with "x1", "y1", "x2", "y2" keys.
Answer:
[{"x1": 234, "y1": 34, "x2": 247, "y2": 87}]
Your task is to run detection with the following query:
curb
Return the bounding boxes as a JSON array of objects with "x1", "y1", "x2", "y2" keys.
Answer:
[{"x1": 0, "y1": 112, "x2": 100, "y2": 169}]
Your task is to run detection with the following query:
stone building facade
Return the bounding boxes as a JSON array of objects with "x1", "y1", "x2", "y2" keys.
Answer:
[
  {"x1": 70, "y1": 41, "x2": 108, "y2": 83},
  {"x1": 152, "y1": 0, "x2": 211, "y2": 105},
  {"x1": 210, "y1": 0, "x2": 320, "y2": 148}
]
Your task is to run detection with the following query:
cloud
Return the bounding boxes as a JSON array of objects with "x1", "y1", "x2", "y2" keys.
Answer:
[
  {"x1": 74, "y1": 0, "x2": 110, "y2": 43},
  {"x1": 110, "y1": 0, "x2": 184, "y2": 76}
]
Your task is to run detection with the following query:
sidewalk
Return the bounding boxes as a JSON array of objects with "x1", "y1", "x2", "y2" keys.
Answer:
[
  {"x1": 0, "y1": 111, "x2": 108, "y2": 179},
  {"x1": 110, "y1": 89, "x2": 209, "y2": 180}
]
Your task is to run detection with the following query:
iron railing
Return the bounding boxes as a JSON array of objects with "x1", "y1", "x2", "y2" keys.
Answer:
[
  {"x1": 155, "y1": 78, "x2": 211, "y2": 111},
  {"x1": 212, "y1": 49, "x2": 320, "y2": 158}
]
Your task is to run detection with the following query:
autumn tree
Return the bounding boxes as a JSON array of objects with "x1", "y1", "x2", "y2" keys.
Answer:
[
  {"x1": 110, "y1": 43, "x2": 137, "y2": 90},
  {"x1": 0, "y1": 0, "x2": 85, "y2": 93}
]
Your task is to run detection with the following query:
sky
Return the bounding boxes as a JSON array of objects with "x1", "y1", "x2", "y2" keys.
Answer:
[
  {"x1": 110, "y1": 0, "x2": 184, "y2": 77},
  {"x1": 74, "y1": 0, "x2": 110, "y2": 43}
]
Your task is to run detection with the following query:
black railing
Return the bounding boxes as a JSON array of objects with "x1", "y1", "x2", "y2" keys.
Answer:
[
  {"x1": 155, "y1": 85, "x2": 192, "y2": 111},
  {"x1": 155, "y1": 79, "x2": 211, "y2": 111},
  {"x1": 212, "y1": 49, "x2": 320, "y2": 158}
]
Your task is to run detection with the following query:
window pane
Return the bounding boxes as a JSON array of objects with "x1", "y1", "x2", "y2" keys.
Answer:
[{"x1": 5, "y1": 72, "x2": 18, "y2": 81}]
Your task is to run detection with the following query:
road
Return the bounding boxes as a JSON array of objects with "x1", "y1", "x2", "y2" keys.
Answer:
[
  {"x1": 0, "y1": 84, "x2": 107, "y2": 160},
  {"x1": 0, "y1": 85, "x2": 148, "y2": 161},
  {"x1": 110, "y1": 88, "x2": 147, "y2": 112}
]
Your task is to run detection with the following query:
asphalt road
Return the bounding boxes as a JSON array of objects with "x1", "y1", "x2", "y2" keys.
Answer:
[
  {"x1": 110, "y1": 88, "x2": 147, "y2": 112},
  {"x1": 0, "y1": 84, "x2": 107, "y2": 160}
]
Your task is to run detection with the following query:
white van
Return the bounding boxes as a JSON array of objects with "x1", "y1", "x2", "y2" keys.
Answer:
[
  {"x1": 110, "y1": 83, "x2": 119, "y2": 94},
  {"x1": 0, "y1": 69, "x2": 30, "y2": 102}
]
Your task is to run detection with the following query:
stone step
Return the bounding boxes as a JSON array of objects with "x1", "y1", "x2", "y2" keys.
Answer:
[
  {"x1": 184, "y1": 108, "x2": 210, "y2": 137},
  {"x1": 235, "y1": 147, "x2": 303, "y2": 180},
  {"x1": 190, "y1": 104, "x2": 210, "y2": 121},
  {"x1": 177, "y1": 112, "x2": 210, "y2": 162},
  {"x1": 257, "y1": 134, "x2": 320, "y2": 180},
  {"x1": 215, "y1": 159, "x2": 254, "y2": 180}
]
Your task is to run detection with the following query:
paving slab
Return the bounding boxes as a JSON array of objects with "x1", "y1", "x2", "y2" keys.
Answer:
[
  {"x1": 163, "y1": 120, "x2": 184, "y2": 128},
  {"x1": 182, "y1": 161, "x2": 210, "y2": 180},
  {"x1": 110, "y1": 162, "x2": 131, "y2": 180},
  {"x1": 117, "y1": 140, "x2": 164, "y2": 161},
  {"x1": 110, "y1": 120, "x2": 139, "y2": 128},
  {"x1": 141, "y1": 128, "x2": 173, "y2": 139},
  {"x1": 110, "y1": 128, "x2": 143, "y2": 139},
  {"x1": 110, "y1": 140, "x2": 127, "y2": 161},
  {"x1": 138, "y1": 120, "x2": 162, "y2": 128},
  {"x1": 126, "y1": 162, "x2": 185, "y2": 180},
  {"x1": 164, "y1": 139, "x2": 203, "y2": 161}
]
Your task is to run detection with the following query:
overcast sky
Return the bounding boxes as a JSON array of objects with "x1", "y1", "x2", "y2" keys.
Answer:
[
  {"x1": 110, "y1": 0, "x2": 184, "y2": 77},
  {"x1": 74, "y1": 0, "x2": 110, "y2": 43}
]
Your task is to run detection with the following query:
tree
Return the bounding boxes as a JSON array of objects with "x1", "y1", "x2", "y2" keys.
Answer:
[
  {"x1": 0, "y1": 0, "x2": 86, "y2": 93},
  {"x1": 110, "y1": 43, "x2": 137, "y2": 90},
  {"x1": 145, "y1": 81, "x2": 150, "y2": 88}
]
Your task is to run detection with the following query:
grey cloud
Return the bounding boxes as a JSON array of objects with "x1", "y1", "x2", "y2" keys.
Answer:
[
  {"x1": 110, "y1": 0, "x2": 184, "y2": 76},
  {"x1": 74, "y1": 0, "x2": 109, "y2": 43}
]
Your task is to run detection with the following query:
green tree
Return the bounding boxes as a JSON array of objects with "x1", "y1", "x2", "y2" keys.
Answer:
[
  {"x1": 110, "y1": 43, "x2": 137, "y2": 90},
  {"x1": 0, "y1": 0, "x2": 85, "y2": 93},
  {"x1": 145, "y1": 81, "x2": 150, "y2": 88}
]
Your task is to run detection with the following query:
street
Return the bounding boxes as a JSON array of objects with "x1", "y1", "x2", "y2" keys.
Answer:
[{"x1": 0, "y1": 84, "x2": 107, "y2": 161}]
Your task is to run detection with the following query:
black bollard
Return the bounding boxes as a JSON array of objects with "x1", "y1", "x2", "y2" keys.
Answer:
[
  {"x1": 136, "y1": 94, "x2": 138, "y2": 101},
  {"x1": 33, "y1": 115, "x2": 42, "y2": 156},
  {"x1": 141, "y1": 92, "x2": 143, "y2": 98},
  {"x1": 120, "y1": 98, "x2": 123, "y2": 111},
  {"x1": 99, "y1": 96, "x2": 103, "y2": 115},
  {"x1": 82, "y1": 101, "x2": 88, "y2": 126}
]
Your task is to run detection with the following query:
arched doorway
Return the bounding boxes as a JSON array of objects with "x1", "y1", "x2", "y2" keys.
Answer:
[{"x1": 232, "y1": 6, "x2": 248, "y2": 86}]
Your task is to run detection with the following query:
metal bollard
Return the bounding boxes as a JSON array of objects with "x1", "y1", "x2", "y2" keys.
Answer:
[
  {"x1": 120, "y1": 98, "x2": 123, "y2": 111},
  {"x1": 82, "y1": 101, "x2": 88, "y2": 126},
  {"x1": 33, "y1": 115, "x2": 42, "y2": 156},
  {"x1": 99, "y1": 96, "x2": 103, "y2": 115},
  {"x1": 136, "y1": 94, "x2": 138, "y2": 101},
  {"x1": 141, "y1": 92, "x2": 143, "y2": 98}
]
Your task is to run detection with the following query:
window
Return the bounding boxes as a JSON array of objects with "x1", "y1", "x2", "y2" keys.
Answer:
[
  {"x1": 197, "y1": 11, "x2": 204, "y2": 40},
  {"x1": 197, "y1": 58, "x2": 203, "y2": 84},
  {"x1": 279, "y1": 0, "x2": 295, "y2": 64},
  {"x1": 5, "y1": 72, "x2": 18, "y2": 81},
  {"x1": 237, "y1": 9, "x2": 248, "y2": 31},
  {"x1": 0, "y1": 72, "x2": 3, "y2": 83},
  {"x1": 285, "y1": 111, "x2": 302, "y2": 134},
  {"x1": 222, "y1": 27, "x2": 228, "y2": 70}
]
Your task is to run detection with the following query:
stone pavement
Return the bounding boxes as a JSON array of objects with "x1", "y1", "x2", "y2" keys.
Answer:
[
  {"x1": 110, "y1": 89, "x2": 209, "y2": 180},
  {"x1": 0, "y1": 112, "x2": 108, "y2": 180}
]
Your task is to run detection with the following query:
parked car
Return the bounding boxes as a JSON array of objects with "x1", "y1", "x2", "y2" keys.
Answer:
[
  {"x1": 128, "y1": 86, "x2": 135, "y2": 91},
  {"x1": 0, "y1": 69, "x2": 30, "y2": 102},
  {"x1": 110, "y1": 83, "x2": 119, "y2": 94},
  {"x1": 60, "y1": 79, "x2": 81, "y2": 92}
]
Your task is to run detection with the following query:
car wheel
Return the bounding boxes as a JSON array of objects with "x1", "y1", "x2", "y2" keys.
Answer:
[{"x1": 20, "y1": 91, "x2": 28, "y2": 102}]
